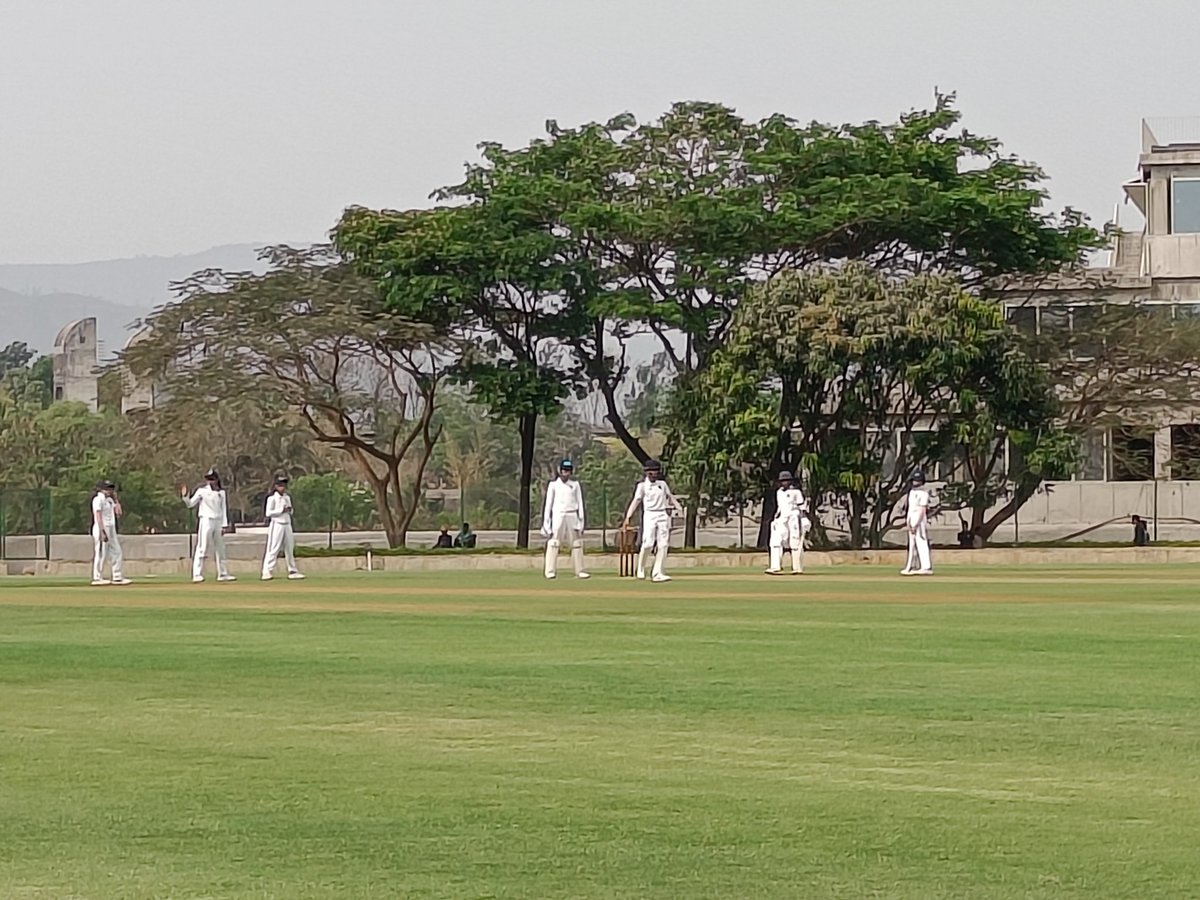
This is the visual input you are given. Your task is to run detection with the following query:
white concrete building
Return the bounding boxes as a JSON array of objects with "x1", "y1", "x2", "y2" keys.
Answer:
[
  {"x1": 990, "y1": 118, "x2": 1200, "y2": 539},
  {"x1": 51, "y1": 317, "x2": 99, "y2": 411}
]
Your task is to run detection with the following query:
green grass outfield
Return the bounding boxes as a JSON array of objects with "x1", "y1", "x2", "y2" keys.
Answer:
[{"x1": 2, "y1": 566, "x2": 1199, "y2": 899}]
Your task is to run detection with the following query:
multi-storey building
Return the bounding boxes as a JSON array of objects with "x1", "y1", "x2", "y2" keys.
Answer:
[{"x1": 992, "y1": 118, "x2": 1200, "y2": 538}]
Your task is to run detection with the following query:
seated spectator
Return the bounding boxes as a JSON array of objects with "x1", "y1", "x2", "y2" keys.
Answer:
[
  {"x1": 1132, "y1": 514, "x2": 1150, "y2": 547},
  {"x1": 453, "y1": 522, "x2": 477, "y2": 549},
  {"x1": 433, "y1": 526, "x2": 453, "y2": 549}
]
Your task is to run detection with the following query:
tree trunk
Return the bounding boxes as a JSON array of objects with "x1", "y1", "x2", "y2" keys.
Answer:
[
  {"x1": 849, "y1": 493, "x2": 867, "y2": 549},
  {"x1": 756, "y1": 487, "x2": 775, "y2": 549},
  {"x1": 516, "y1": 412, "x2": 536, "y2": 549},
  {"x1": 975, "y1": 473, "x2": 1042, "y2": 543},
  {"x1": 683, "y1": 469, "x2": 703, "y2": 549}
]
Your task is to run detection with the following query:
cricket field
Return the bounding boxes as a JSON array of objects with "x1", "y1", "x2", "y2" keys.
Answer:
[{"x1": 2, "y1": 565, "x2": 1198, "y2": 898}]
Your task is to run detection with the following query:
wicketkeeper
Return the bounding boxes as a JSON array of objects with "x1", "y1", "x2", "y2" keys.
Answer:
[{"x1": 766, "y1": 470, "x2": 811, "y2": 575}]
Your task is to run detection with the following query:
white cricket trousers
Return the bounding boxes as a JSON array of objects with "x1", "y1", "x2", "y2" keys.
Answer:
[
  {"x1": 905, "y1": 522, "x2": 932, "y2": 572},
  {"x1": 638, "y1": 512, "x2": 671, "y2": 578},
  {"x1": 91, "y1": 527, "x2": 124, "y2": 582},
  {"x1": 262, "y1": 521, "x2": 299, "y2": 578},
  {"x1": 769, "y1": 513, "x2": 805, "y2": 572},
  {"x1": 193, "y1": 517, "x2": 231, "y2": 580},
  {"x1": 544, "y1": 512, "x2": 586, "y2": 578}
]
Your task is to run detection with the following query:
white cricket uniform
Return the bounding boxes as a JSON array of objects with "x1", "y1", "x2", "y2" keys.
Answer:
[
  {"x1": 903, "y1": 487, "x2": 933, "y2": 573},
  {"x1": 541, "y1": 478, "x2": 587, "y2": 578},
  {"x1": 184, "y1": 485, "x2": 232, "y2": 580},
  {"x1": 261, "y1": 491, "x2": 301, "y2": 579},
  {"x1": 624, "y1": 478, "x2": 682, "y2": 580},
  {"x1": 768, "y1": 486, "x2": 809, "y2": 573},
  {"x1": 90, "y1": 492, "x2": 125, "y2": 583}
]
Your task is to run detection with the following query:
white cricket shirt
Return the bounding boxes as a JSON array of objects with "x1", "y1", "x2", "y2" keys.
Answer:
[
  {"x1": 265, "y1": 492, "x2": 293, "y2": 527},
  {"x1": 185, "y1": 485, "x2": 229, "y2": 525},
  {"x1": 91, "y1": 493, "x2": 116, "y2": 531},
  {"x1": 776, "y1": 487, "x2": 807, "y2": 518},
  {"x1": 906, "y1": 488, "x2": 931, "y2": 527},
  {"x1": 542, "y1": 479, "x2": 585, "y2": 530},
  {"x1": 625, "y1": 479, "x2": 680, "y2": 519}
]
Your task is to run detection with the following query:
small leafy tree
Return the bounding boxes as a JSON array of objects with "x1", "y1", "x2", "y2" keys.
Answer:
[
  {"x1": 120, "y1": 245, "x2": 455, "y2": 547},
  {"x1": 693, "y1": 264, "x2": 1063, "y2": 548}
]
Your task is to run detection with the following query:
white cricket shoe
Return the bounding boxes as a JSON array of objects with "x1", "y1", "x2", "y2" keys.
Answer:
[
  {"x1": 288, "y1": 572, "x2": 306, "y2": 580},
  {"x1": 764, "y1": 568, "x2": 783, "y2": 575},
  {"x1": 90, "y1": 579, "x2": 110, "y2": 586},
  {"x1": 636, "y1": 570, "x2": 646, "y2": 580},
  {"x1": 900, "y1": 569, "x2": 915, "y2": 576},
  {"x1": 545, "y1": 573, "x2": 557, "y2": 580},
  {"x1": 261, "y1": 574, "x2": 273, "y2": 581},
  {"x1": 791, "y1": 570, "x2": 804, "y2": 576},
  {"x1": 576, "y1": 572, "x2": 591, "y2": 579},
  {"x1": 217, "y1": 574, "x2": 237, "y2": 583},
  {"x1": 915, "y1": 569, "x2": 934, "y2": 576},
  {"x1": 652, "y1": 574, "x2": 672, "y2": 583},
  {"x1": 113, "y1": 578, "x2": 133, "y2": 585},
  {"x1": 192, "y1": 576, "x2": 205, "y2": 584}
]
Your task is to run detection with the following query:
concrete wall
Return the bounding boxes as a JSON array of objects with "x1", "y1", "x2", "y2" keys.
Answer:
[{"x1": 8, "y1": 545, "x2": 1200, "y2": 578}]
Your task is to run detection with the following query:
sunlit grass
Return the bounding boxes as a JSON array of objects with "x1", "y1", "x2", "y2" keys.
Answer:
[{"x1": 1, "y1": 566, "x2": 1198, "y2": 898}]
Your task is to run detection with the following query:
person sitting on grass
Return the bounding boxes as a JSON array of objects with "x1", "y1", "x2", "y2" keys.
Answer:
[
  {"x1": 433, "y1": 526, "x2": 454, "y2": 549},
  {"x1": 454, "y1": 522, "x2": 477, "y2": 549}
]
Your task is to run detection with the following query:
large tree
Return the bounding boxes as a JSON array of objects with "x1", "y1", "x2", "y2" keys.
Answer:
[
  {"x1": 683, "y1": 264, "x2": 1063, "y2": 548},
  {"x1": 120, "y1": 245, "x2": 454, "y2": 547},
  {"x1": 336, "y1": 201, "x2": 588, "y2": 547},
  {"x1": 417, "y1": 96, "x2": 1097, "y2": 544}
]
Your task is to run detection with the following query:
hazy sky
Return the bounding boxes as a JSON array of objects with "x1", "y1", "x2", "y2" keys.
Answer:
[{"x1": 3, "y1": 0, "x2": 1200, "y2": 264}]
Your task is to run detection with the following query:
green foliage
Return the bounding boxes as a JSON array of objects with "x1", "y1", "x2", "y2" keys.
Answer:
[
  {"x1": 119, "y1": 245, "x2": 451, "y2": 547},
  {"x1": 693, "y1": 264, "x2": 1061, "y2": 548},
  {"x1": 288, "y1": 473, "x2": 377, "y2": 532}
]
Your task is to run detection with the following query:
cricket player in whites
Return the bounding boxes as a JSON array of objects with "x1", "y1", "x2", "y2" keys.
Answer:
[
  {"x1": 766, "y1": 470, "x2": 810, "y2": 575},
  {"x1": 622, "y1": 459, "x2": 683, "y2": 582},
  {"x1": 901, "y1": 469, "x2": 934, "y2": 575},
  {"x1": 91, "y1": 479, "x2": 132, "y2": 585},
  {"x1": 261, "y1": 475, "x2": 305, "y2": 581},
  {"x1": 541, "y1": 459, "x2": 590, "y2": 580},
  {"x1": 181, "y1": 469, "x2": 236, "y2": 583}
]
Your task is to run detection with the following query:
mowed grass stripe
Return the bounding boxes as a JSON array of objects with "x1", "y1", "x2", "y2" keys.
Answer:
[{"x1": 1, "y1": 566, "x2": 1199, "y2": 898}]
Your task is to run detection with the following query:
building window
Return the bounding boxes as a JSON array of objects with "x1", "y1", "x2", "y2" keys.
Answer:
[
  {"x1": 1076, "y1": 431, "x2": 1106, "y2": 481},
  {"x1": 1170, "y1": 425, "x2": 1200, "y2": 480},
  {"x1": 1006, "y1": 306, "x2": 1036, "y2": 337},
  {"x1": 1110, "y1": 427, "x2": 1155, "y2": 481},
  {"x1": 54, "y1": 386, "x2": 63, "y2": 401},
  {"x1": 1070, "y1": 305, "x2": 1103, "y2": 359},
  {"x1": 1171, "y1": 178, "x2": 1200, "y2": 234}
]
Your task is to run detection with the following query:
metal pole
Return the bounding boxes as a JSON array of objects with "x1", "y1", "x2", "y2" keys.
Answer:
[
  {"x1": 738, "y1": 496, "x2": 745, "y2": 549},
  {"x1": 44, "y1": 489, "x2": 52, "y2": 561},
  {"x1": 601, "y1": 486, "x2": 608, "y2": 551},
  {"x1": 1013, "y1": 491, "x2": 1020, "y2": 547},
  {"x1": 1153, "y1": 478, "x2": 1159, "y2": 542},
  {"x1": 328, "y1": 482, "x2": 334, "y2": 551}
]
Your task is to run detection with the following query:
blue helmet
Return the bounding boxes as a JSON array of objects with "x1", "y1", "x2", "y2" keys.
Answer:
[{"x1": 910, "y1": 469, "x2": 926, "y2": 485}]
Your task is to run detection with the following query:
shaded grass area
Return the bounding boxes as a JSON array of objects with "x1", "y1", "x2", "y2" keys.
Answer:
[{"x1": 1, "y1": 567, "x2": 1199, "y2": 898}]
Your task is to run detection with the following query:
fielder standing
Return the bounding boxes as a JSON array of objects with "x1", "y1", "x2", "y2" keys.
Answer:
[
  {"x1": 901, "y1": 469, "x2": 934, "y2": 575},
  {"x1": 91, "y1": 479, "x2": 132, "y2": 586},
  {"x1": 541, "y1": 459, "x2": 590, "y2": 580},
  {"x1": 182, "y1": 468, "x2": 236, "y2": 583},
  {"x1": 261, "y1": 475, "x2": 304, "y2": 581},
  {"x1": 622, "y1": 459, "x2": 683, "y2": 582},
  {"x1": 766, "y1": 470, "x2": 810, "y2": 575}
]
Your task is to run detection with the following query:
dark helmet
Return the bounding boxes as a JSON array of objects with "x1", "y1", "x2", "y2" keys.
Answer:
[
  {"x1": 559, "y1": 459, "x2": 573, "y2": 472},
  {"x1": 910, "y1": 468, "x2": 926, "y2": 485},
  {"x1": 98, "y1": 479, "x2": 116, "y2": 490},
  {"x1": 204, "y1": 468, "x2": 220, "y2": 481},
  {"x1": 643, "y1": 459, "x2": 662, "y2": 472},
  {"x1": 777, "y1": 470, "x2": 794, "y2": 483},
  {"x1": 273, "y1": 474, "x2": 289, "y2": 486}
]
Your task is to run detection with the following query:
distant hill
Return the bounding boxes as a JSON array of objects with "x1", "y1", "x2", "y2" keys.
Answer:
[
  {"x1": 0, "y1": 288, "x2": 152, "y2": 358},
  {"x1": 0, "y1": 243, "x2": 272, "y2": 309}
]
